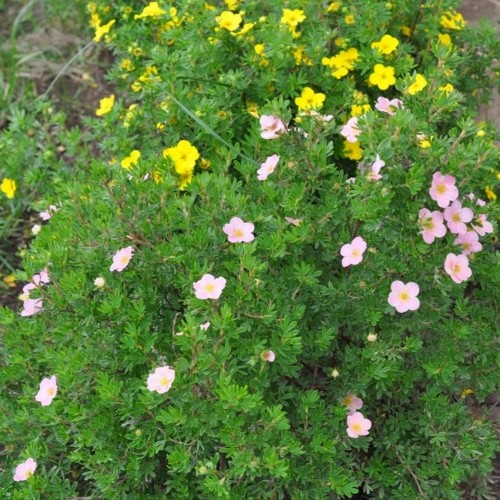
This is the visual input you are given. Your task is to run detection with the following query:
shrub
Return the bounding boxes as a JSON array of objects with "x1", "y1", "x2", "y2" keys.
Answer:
[{"x1": 1, "y1": 0, "x2": 499, "y2": 498}]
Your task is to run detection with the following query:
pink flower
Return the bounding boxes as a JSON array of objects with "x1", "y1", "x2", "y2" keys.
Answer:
[
  {"x1": 454, "y1": 231, "x2": 482, "y2": 255},
  {"x1": 147, "y1": 366, "x2": 176, "y2": 394},
  {"x1": 340, "y1": 236, "x2": 367, "y2": 267},
  {"x1": 257, "y1": 154, "x2": 280, "y2": 181},
  {"x1": 418, "y1": 208, "x2": 447, "y2": 244},
  {"x1": 476, "y1": 199, "x2": 486, "y2": 207},
  {"x1": 347, "y1": 411, "x2": 372, "y2": 438},
  {"x1": 40, "y1": 204, "x2": 58, "y2": 221},
  {"x1": 388, "y1": 281, "x2": 420, "y2": 313},
  {"x1": 285, "y1": 217, "x2": 302, "y2": 226},
  {"x1": 33, "y1": 270, "x2": 50, "y2": 285},
  {"x1": 429, "y1": 172, "x2": 459, "y2": 208},
  {"x1": 13, "y1": 458, "x2": 37, "y2": 482},
  {"x1": 200, "y1": 321, "x2": 211, "y2": 331},
  {"x1": 340, "y1": 117, "x2": 361, "y2": 143},
  {"x1": 110, "y1": 246, "x2": 134, "y2": 272},
  {"x1": 375, "y1": 96, "x2": 403, "y2": 115},
  {"x1": 366, "y1": 155, "x2": 385, "y2": 181},
  {"x1": 35, "y1": 375, "x2": 58, "y2": 406},
  {"x1": 444, "y1": 253, "x2": 472, "y2": 284},
  {"x1": 223, "y1": 217, "x2": 255, "y2": 243},
  {"x1": 261, "y1": 350, "x2": 276, "y2": 362},
  {"x1": 342, "y1": 393, "x2": 363, "y2": 414},
  {"x1": 193, "y1": 274, "x2": 227, "y2": 300},
  {"x1": 472, "y1": 214, "x2": 493, "y2": 236},
  {"x1": 21, "y1": 298, "x2": 43, "y2": 317},
  {"x1": 443, "y1": 200, "x2": 474, "y2": 235},
  {"x1": 260, "y1": 115, "x2": 286, "y2": 140}
]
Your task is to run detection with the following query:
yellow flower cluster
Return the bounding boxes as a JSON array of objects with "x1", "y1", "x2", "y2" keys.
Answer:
[
  {"x1": 93, "y1": 16, "x2": 116, "y2": 43},
  {"x1": 96, "y1": 94, "x2": 115, "y2": 116},
  {"x1": 1, "y1": 178, "x2": 16, "y2": 199},
  {"x1": 293, "y1": 46, "x2": 313, "y2": 66},
  {"x1": 322, "y1": 48, "x2": 360, "y2": 79},
  {"x1": 295, "y1": 87, "x2": 325, "y2": 111},
  {"x1": 131, "y1": 66, "x2": 161, "y2": 92},
  {"x1": 121, "y1": 150, "x2": 141, "y2": 170},
  {"x1": 163, "y1": 140, "x2": 200, "y2": 190},
  {"x1": 134, "y1": 2, "x2": 166, "y2": 20},
  {"x1": 280, "y1": 8, "x2": 306, "y2": 38},
  {"x1": 440, "y1": 11, "x2": 466, "y2": 31}
]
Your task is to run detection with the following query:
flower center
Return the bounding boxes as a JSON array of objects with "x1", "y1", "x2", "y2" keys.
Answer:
[
  {"x1": 234, "y1": 229, "x2": 244, "y2": 238},
  {"x1": 436, "y1": 184, "x2": 446, "y2": 194},
  {"x1": 452, "y1": 213, "x2": 461, "y2": 223},
  {"x1": 160, "y1": 377, "x2": 169, "y2": 386},
  {"x1": 121, "y1": 256, "x2": 130, "y2": 264},
  {"x1": 352, "y1": 249, "x2": 360, "y2": 257},
  {"x1": 47, "y1": 388, "x2": 55, "y2": 396},
  {"x1": 400, "y1": 291, "x2": 409, "y2": 301},
  {"x1": 422, "y1": 218, "x2": 434, "y2": 230},
  {"x1": 352, "y1": 423, "x2": 362, "y2": 433},
  {"x1": 453, "y1": 264, "x2": 461, "y2": 274},
  {"x1": 205, "y1": 283, "x2": 215, "y2": 292}
]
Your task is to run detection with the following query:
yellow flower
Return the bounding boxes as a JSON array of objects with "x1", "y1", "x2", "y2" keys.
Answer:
[
  {"x1": 95, "y1": 94, "x2": 115, "y2": 116},
  {"x1": 89, "y1": 12, "x2": 100, "y2": 28},
  {"x1": 254, "y1": 44, "x2": 265, "y2": 56},
  {"x1": 156, "y1": 122, "x2": 166, "y2": 130},
  {"x1": 216, "y1": 11, "x2": 242, "y2": 31},
  {"x1": 485, "y1": 186, "x2": 497, "y2": 201},
  {"x1": 371, "y1": 34, "x2": 399, "y2": 55},
  {"x1": 438, "y1": 33, "x2": 452, "y2": 46},
  {"x1": 246, "y1": 101, "x2": 259, "y2": 118},
  {"x1": 322, "y1": 48, "x2": 360, "y2": 79},
  {"x1": 87, "y1": 2, "x2": 97, "y2": 14},
  {"x1": 280, "y1": 8, "x2": 306, "y2": 28},
  {"x1": 327, "y1": 2, "x2": 341, "y2": 13},
  {"x1": 440, "y1": 11, "x2": 466, "y2": 30},
  {"x1": 368, "y1": 64, "x2": 396, "y2": 90},
  {"x1": 343, "y1": 141, "x2": 362, "y2": 160},
  {"x1": 1, "y1": 178, "x2": 16, "y2": 199},
  {"x1": 120, "y1": 58, "x2": 134, "y2": 71},
  {"x1": 163, "y1": 140, "x2": 200, "y2": 190},
  {"x1": 293, "y1": 46, "x2": 313, "y2": 66},
  {"x1": 232, "y1": 22, "x2": 255, "y2": 37},
  {"x1": 345, "y1": 14, "x2": 355, "y2": 24},
  {"x1": 121, "y1": 150, "x2": 141, "y2": 170},
  {"x1": 134, "y1": 2, "x2": 166, "y2": 19},
  {"x1": 224, "y1": 0, "x2": 239, "y2": 10},
  {"x1": 400, "y1": 25, "x2": 412, "y2": 36},
  {"x1": 3, "y1": 274, "x2": 16, "y2": 287},
  {"x1": 200, "y1": 158, "x2": 211, "y2": 169},
  {"x1": 438, "y1": 83, "x2": 454, "y2": 95},
  {"x1": 418, "y1": 137, "x2": 431, "y2": 148},
  {"x1": 334, "y1": 37, "x2": 345, "y2": 47},
  {"x1": 407, "y1": 73, "x2": 427, "y2": 95},
  {"x1": 295, "y1": 87, "x2": 326, "y2": 111},
  {"x1": 351, "y1": 104, "x2": 371, "y2": 116},
  {"x1": 476, "y1": 130, "x2": 485, "y2": 137},
  {"x1": 94, "y1": 19, "x2": 115, "y2": 42},
  {"x1": 152, "y1": 171, "x2": 163, "y2": 183}
]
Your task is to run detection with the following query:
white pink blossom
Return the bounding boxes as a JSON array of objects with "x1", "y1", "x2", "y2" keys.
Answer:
[
  {"x1": 366, "y1": 155, "x2": 385, "y2": 181},
  {"x1": 347, "y1": 412, "x2": 372, "y2": 438},
  {"x1": 472, "y1": 214, "x2": 493, "y2": 236},
  {"x1": 260, "y1": 115, "x2": 286, "y2": 140},
  {"x1": 193, "y1": 274, "x2": 226, "y2": 300},
  {"x1": 21, "y1": 298, "x2": 43, "y2": 317},
  {"x1": 223, "y1": 217, "x2": 255, "y2": 243},
  {"x1": 200, "y1": 321, "x2": 211, "y2": 331},
  {"x1": 35, "y1": 375, "x2": 58, "y2": 406},
  {"x1": 375, "y1": 96, "x2": 403, "y2": 115},
  {"x1": 418, "y1": 208, "x2": 447, "y2": 244},
  {"x1": 257, "y1": 154, "x2": 280, "y2": 181},
  {"x1": 342, "y1": 393, "x2": 363, "y2": 414},
  {"x1": 110, "y1": 246, "x2": 134, "y2": 272},
  {"x1": 40, "y1": 205, "x2": 59, "y2": 221},
  {"x1": 454, "y1": 231, "x2": 482, "y2": 255},
  {"x1": 388, "y1": 281, "x2": 420, "y2": 313},
  {"x1": 147, "y1": 366, "x2": 176, "y2": 394},
  {"x1": 340, "y1": 117, "x2": 361, "y2": 143},
  {"x1": 261, "y1": 350, "x2": 276, "y2": 362},
  {"x1": 429, "y1": 172, "x2": 459, "y2": 208},
  {"x1": 13, "y1": 458, "x2": 37, "y2": 482},
  {"x1": 444, "y1": 200, "x2": 474, "y2": 235},
  {"x1": 340, "y1": 236, "x2": 367, "y2": 267},
  {"x1": 444, "y1": 253, "x2": 472, "y2": 284}
]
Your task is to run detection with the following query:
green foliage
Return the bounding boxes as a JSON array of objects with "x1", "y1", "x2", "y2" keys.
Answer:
[{"x1": 1, "y1": 0, "x2": 499, "y2": 498}]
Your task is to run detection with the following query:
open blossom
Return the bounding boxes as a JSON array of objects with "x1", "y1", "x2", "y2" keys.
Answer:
[
  {"x1": 200, "y1": 321, "x2": 211, "y2": 331},
  {"x1": 347, "y1": 412, "x2": 372, "y2": 438},
  {"x1": 418, "y1": 208, "x2": 447, "y2": 244},
  {"x1": 147, "y1": 366, "x2": 176, "y2": 394},
  {"x1": 375, "y1": 96, "x2": 403, "y2": 115},
  {"x1": 33, "y1": 270, "x2": 50, "y2": 286},
  {"x1": 257, "y1": 154, "x2": 280, "y2": 181},
  {"x1": 429, "y1": 172, "x2": 459, "y2": 208},
  {"x1": 342, "y1": 393, "x2": 363, "y2": 414},
  {"x1": 260, "y1": 115, "x2": 286, "y2": 140},
  {"x1": 388, "y1": 281, "x2": 420, "y2": 313},
  {"x1": 35, "y1": 375, "x2": 58, "y2": 406},
  {"x1": 110, "y1": 246, "x2": 134, "y2": 272},
  {"x1": 223, "y1": 217, "x2": 255, "y2": 243},
  {"x1": 40, "y1": 204, "x2": 59, "y2": 220},
  {"x1": 443, "y1": 200, "x2": 474, "y2": 234},
  {"x1": 444, "y1": 253, "x2": 472, "y2": 284},
  {"x1": 472, "y1": 214, "x2": 493, "y2": 236},
  {"x1": 367, "y1": 155, "x2": 385, "y2": 181},
  {"x1": 261, "y1": 350, "x2": 276, "y2": 362},
  {"x1": 21, "y1": 298, "x2": 43, "y2": 317},
  {"x1": 454, "y1": 231, "x2": 482, "y2": 255},
  {"x1": 193, "y1": 274, "x2": 226, "y2": 300},
  {"x1": 13, "y1": 458, "x2": 37, "y2": 482},
  {"x1": 340, "y1": 117, "x2": 361, "y2": 143},
  {"x1": 340, "y1": 236, "x2": 367, "y2": 267}
]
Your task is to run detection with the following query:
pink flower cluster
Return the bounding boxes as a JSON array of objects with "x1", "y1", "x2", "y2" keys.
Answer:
[
  {"x1": 342, "y1": 394, "x2": 372, "y2": 438},
  {"x1": 420, "y1": 172, "x2": 493, "y2": 284}
]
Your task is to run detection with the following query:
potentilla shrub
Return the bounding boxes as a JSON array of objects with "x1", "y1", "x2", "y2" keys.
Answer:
[{"x1": 1, "y1": 0, "x2": 499, "y2": 498}]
